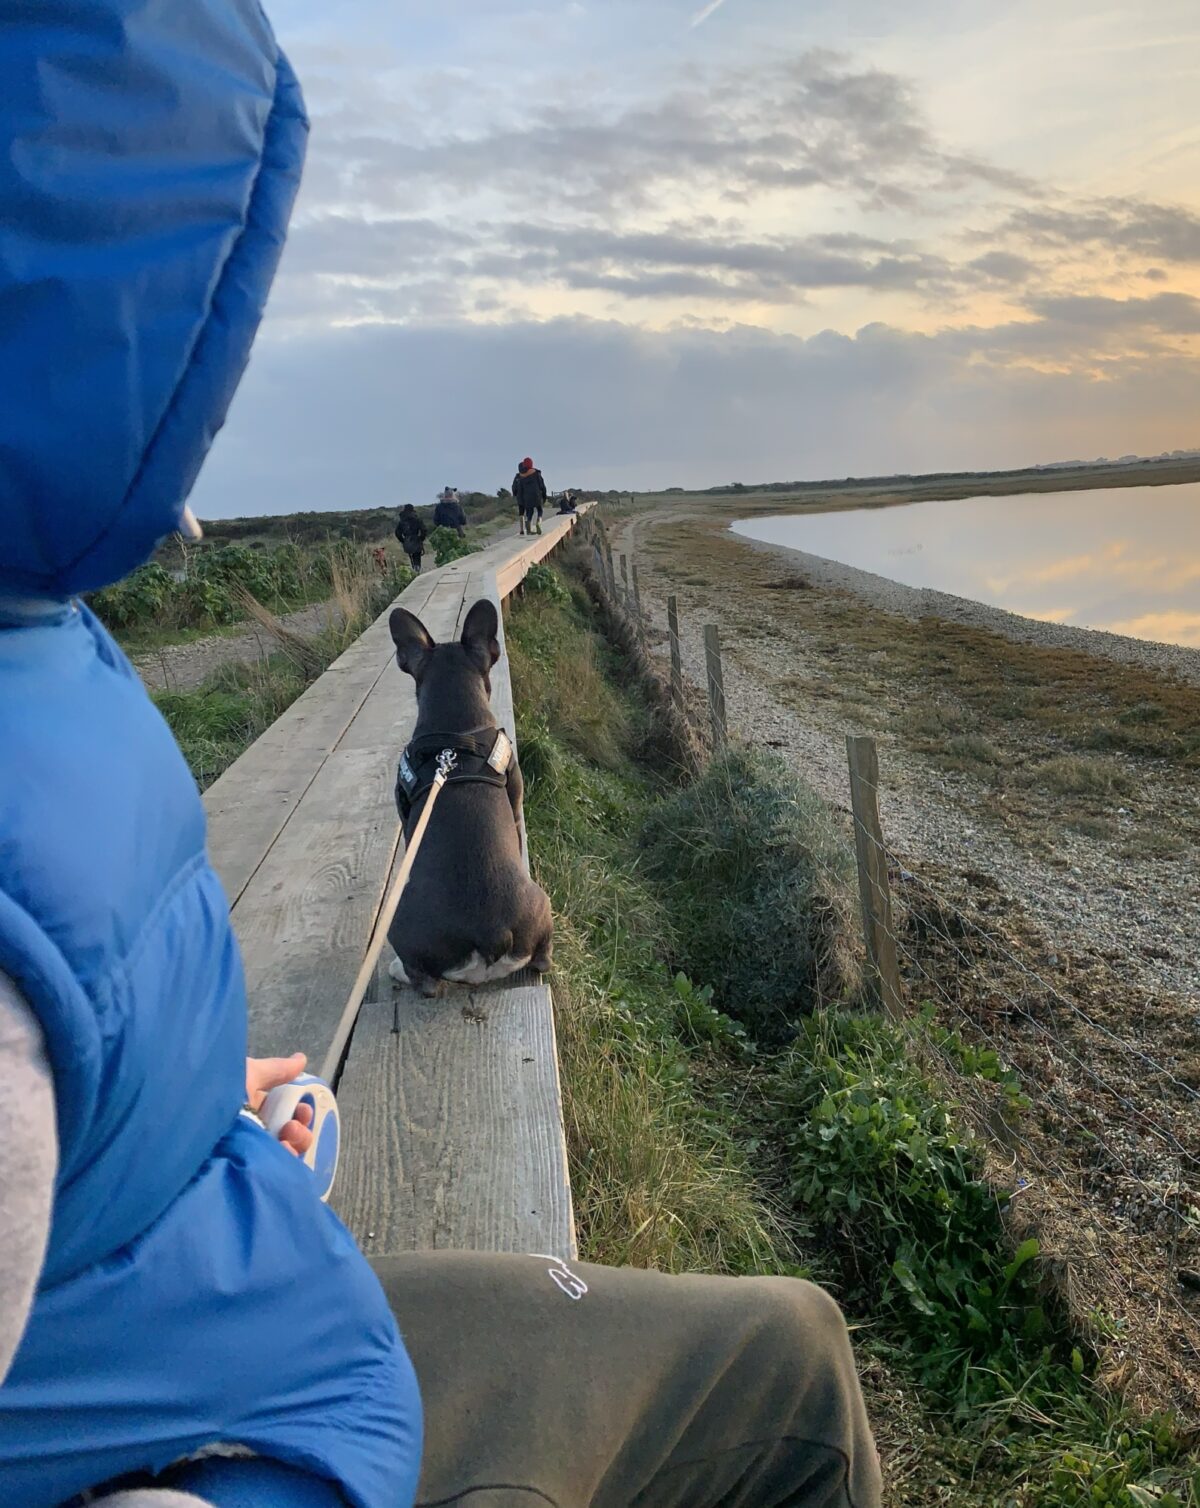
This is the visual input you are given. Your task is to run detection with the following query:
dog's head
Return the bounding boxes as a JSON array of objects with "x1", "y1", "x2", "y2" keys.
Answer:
[{"x1": 390, "y1": 598, "x2": 501, "y2": 720}]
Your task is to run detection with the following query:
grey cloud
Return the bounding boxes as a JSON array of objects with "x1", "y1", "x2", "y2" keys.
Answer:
[
  {"x1": 967, "y1": 250, "x2": 1035, "y2": 283},
  {"x1": 276, "y1": 213, "x2": 971, "y2": 312},
  {"x1": 1001, "y1": 199, "x2": 1200, "y2": 264},
  {"x1": 303, "y1": 52, "x2": 1034, "y2": 221},
  {"x1": 280, "y1": 216, "x2": 464, "y2": 278},
  {"x1": 1026, "y1": 291, "x2": 1200, "y2": 333},
  {"x1": 562, "y1": 267, "x2": 795, "y2": 302},
  {"x1": 939, "y1": 291, "x2": 1200, "y2": 367}
]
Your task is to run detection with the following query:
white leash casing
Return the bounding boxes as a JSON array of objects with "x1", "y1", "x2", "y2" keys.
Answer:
[{"x1": 261, "y1": 1073, "x2": 340, "y2": 1203}]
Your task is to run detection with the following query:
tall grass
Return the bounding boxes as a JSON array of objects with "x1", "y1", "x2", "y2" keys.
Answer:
[
  {"x1": 640, "y1": 747, "x2": 861, "y2": 1040},
  {"x1": 508, "y1": 580, "x2": 796, "y2": 1275}
]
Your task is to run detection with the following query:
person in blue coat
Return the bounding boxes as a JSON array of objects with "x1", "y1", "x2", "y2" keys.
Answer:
[
  {"x1": 0, "y1": 5, "x2": 419, "y2": 1506},
  {"x1": 0, "y1": 5, "x2": 881, "y2": 1507}
]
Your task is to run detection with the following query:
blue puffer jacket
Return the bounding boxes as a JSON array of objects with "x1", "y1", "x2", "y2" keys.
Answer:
[{"x1": 0, "y1": 5, "x2": 421, "y2": 1506}]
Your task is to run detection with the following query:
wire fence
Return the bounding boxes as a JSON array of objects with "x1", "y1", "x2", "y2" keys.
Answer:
[{"x1": 579, "y1": 514, "x2": 1200, "y2": 1409}]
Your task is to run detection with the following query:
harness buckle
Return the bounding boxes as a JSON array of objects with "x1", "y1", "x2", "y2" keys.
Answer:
[{"x1": 436, "y1": 748, "x2": 460, "y2": 779}]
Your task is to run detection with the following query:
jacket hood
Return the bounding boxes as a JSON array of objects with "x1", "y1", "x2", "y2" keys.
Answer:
[{"x1": 0, "y1": 1, "x2": 308, "y2": 598}]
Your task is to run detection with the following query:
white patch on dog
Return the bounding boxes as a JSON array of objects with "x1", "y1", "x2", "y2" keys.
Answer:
[
  {"x1": 388, "y1": 956, "x2": 410, "y2": 985},
  {"x1": 442, "y1": 951, "x2": 531, "y2": 985}
]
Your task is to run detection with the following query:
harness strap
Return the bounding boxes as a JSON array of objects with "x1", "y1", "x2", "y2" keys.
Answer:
[{"x1": 395, "y1": 726, "x2": 514, "y2": 822}]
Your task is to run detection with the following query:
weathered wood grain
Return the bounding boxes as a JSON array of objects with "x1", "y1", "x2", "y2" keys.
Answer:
[
  {"x1": 332, "y1": 984, "x2": 575, "y2": 1259},
  {"x1": 233, "y1": 745, "x2": 404, "y2": 1065}
]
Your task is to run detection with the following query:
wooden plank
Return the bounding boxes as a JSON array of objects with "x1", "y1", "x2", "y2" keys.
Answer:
[
  {"x1": 492, "y1": 509, "x2": 585, "y2": 600},
  {"x1": 480, "y1": 574, "x2": 530, "y2": 870},
  {"x1": 334, "y1": 572, "x2": 469, "y2": 754},
  {"x1": 846, "y1": 735, "x2": 904, "y2": 1020},
  {"x1": 234, "y1": 745, "x2": 403, "y2": 1065},
  {"x1": 332, "y1": 985, "x2": 575, "y2": 1259},
  {"x1": 204, "y1": 572, "x2": 441, "y2": 904}
]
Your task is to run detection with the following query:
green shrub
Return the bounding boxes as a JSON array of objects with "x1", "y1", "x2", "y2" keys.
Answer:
[
  {"x1": 428, "y1": 526, "x2": 477, "y2": 567},
  {"x1": 525, "y1": 562, "x2": 572, "y2": 606},
  {"x1": 766, "y1": 1008, "x2": 1062, "y2": 1403},
  {"x1": 91, "y1": 562, "x2": 175, "y2": 628},
  {"x1": 639, "y1": 747, "x2": 860, "y2": 1040},
  {"x1": 88, "y1": 537, "x2": 404, "y2": 642}
]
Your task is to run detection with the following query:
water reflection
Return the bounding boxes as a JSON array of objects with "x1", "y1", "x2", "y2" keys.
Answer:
[{"x1": 732, "y1": 483, "x2": 1200, "y2": 648}]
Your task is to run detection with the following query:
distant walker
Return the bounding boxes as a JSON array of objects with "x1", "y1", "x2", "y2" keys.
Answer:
[
  {"x1": 433, "y1": 487, "x2": 467, "y2": 538},
  {"x1": 513, "y1": 458, "x2": 547, "y2": 536}
]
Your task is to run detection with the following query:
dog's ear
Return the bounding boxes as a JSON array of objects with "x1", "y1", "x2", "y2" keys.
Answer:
[
  {"x1": 390, "y1": 608, "x2": 435, "y2": 679},
  {"x1": 461, "y1": 598, "x2": 500, "y2": 672}
]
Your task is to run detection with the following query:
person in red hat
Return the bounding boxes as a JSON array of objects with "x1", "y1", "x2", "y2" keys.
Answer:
[{"x1": 513, "y1": 457, "x2": 548, "y2": 535}]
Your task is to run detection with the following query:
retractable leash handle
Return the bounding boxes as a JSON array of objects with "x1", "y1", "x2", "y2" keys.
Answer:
[{"x1": 261, "y1": 1073, "x2": 341, "y2": 1203}]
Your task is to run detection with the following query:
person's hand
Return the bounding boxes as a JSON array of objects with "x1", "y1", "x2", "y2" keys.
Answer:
[{"x1": 246, "y1": 1054, "x2": 314, "y2": 1158}]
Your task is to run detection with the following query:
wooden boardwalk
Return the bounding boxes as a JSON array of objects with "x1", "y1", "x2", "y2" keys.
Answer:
[{"x1": 204, "y1": 513, "x2": 587, "y2": 1259}]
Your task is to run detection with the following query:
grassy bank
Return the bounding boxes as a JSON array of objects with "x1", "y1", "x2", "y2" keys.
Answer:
[{"x1": 508, "y1": 558, "x2": 1199, "y2": 1507}]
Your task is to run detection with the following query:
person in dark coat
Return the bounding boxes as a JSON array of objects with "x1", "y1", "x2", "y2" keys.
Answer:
[
  {"x1": 433, "y1": 488, "x2": 467, "y2": 537},
  {"x1": 512, "y1": 458, "x2": 547, "y2": 536},
  {"x1": 395, "y1": 504, "x2": 427, "y2": 571},
  {"x1": 555, "y1": 490, "x2": 578, "y2": 515}
]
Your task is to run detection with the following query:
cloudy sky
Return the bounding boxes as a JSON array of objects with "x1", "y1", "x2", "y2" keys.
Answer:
[{"x1": 193, "y1": 0, "x2": 1200, "y2": 517}]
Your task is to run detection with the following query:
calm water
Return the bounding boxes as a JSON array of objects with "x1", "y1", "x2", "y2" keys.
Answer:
[{"x1": 733, "y1": 483, "x2": 1200, "y2": 648}]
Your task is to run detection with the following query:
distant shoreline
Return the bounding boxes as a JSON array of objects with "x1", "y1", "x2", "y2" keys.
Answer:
[
  {"x1": 635, "y1": 455, "x2": 1200, "y2": 513},
  {"x1": 735, "y1": 527, "x2": 1200, "y2": 689}
]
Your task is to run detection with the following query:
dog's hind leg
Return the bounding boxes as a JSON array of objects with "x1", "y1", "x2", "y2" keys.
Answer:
[
  {"x1": 530, "y1": 926, "x2": 553, "y2": 974},
  {"x1": 390, "y1": 954, "x2": 441, "y2": 998}
]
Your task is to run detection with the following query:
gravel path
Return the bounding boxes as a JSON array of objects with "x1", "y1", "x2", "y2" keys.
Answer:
[
  {"x1": 613, "y1": 510, "x2": 1200, "y2": 1014},
  {"x1": 131, "y1": 599, "x2": 341, "y2": 693}
]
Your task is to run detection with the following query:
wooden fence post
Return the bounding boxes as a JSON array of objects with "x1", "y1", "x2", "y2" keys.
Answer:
[
  {"x1": 846, "y1": 736, "x2": 903, "y2": 1020},
  {"x1": 604, "y1": 542, "x2": 616, "y2": 597},
  {"x1": 667, "y1": 595, "x2": 683, "y2": 709},
  {"x1": 631, "y1": 564, "x2": 645, "y2": 638},
  {"x1": 703, "y1": 625, "x2": 727, "y2": 752},
  {"x1": 618, "y1": 553, "x2": 630, "y2": 607}
]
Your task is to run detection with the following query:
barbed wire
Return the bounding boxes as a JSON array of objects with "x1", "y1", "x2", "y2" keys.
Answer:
[
  {"x1": 847, "y1": 766, "x2": 1200, "y2": 1103},
  {"x1": 839, "y1": 810, "x2": 1200, "y2": 1176}
]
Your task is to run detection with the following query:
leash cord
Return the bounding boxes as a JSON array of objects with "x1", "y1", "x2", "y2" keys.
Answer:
[{"x1": 320, "y1": 750, "x2": 458, "y2": 1082}]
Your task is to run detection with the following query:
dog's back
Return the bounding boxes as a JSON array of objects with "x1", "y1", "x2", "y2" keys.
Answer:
[{"x1": 386, "y1": 599, "x2": 553, "y2": 996}]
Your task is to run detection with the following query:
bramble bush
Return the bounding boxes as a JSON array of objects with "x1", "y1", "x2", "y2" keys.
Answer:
[{"x1": 89, "y1": 539, "x2": 392, "y2": 637}]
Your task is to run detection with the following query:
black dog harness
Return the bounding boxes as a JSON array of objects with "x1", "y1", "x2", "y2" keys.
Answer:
[{"x1": 395, "y1": 725, "x2": 514, "y2": 823}]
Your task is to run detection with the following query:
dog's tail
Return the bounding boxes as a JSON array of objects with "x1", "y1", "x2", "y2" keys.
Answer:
[{"x1": 487, "y1": 931, "x2": 515, "y2": 967}]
